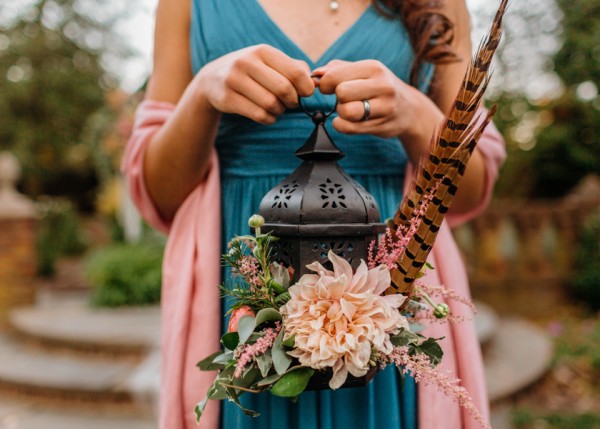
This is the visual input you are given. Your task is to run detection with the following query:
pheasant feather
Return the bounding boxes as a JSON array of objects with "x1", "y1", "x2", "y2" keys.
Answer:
[{"x1": 386, "y1": 0, "x2": 508, "y2": 295}]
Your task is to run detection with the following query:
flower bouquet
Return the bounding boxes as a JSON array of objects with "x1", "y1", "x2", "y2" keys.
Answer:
[{"x1": 195, "y1": 1, "x2": 507, "y2": 428}]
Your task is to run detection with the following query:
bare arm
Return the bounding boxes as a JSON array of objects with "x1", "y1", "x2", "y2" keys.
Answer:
[{"x1": 142, "y1": 0, "x2": 315, "y2": 222}]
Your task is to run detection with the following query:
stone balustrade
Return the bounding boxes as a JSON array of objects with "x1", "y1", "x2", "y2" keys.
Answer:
[
  {"x1": 0, "y1": 152, "x2": 38, "y2": 326},
  {"x1": 453, "y1": 175, "x2": 600, "y2": 316}
]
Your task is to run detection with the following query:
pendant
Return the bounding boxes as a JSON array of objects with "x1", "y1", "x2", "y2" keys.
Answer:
[{"x1": 330, "y1": 0, "x2": 339, "y2": 12}]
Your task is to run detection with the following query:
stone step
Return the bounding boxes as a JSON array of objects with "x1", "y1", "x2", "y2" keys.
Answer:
[
  {"x1": 0, "y1": 396, "x2": 156, "y2": 429},
  {"x1": 474, "y1": 301, "x2": 499, "y2": 346},
  {"x1": 484, "y1": 318, "x2": 553, "y2": 402},
  {"x1": 8, "y1": 293, "x2": 160, "y2": 358},
  {"x1": 0, "y1": 334, "x2": 146, "y2": 409}
]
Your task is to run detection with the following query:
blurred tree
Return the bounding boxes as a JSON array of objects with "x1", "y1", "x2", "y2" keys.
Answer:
[
  {"x1": 488, "y1": 0, "x2": 600, "y2": 199},
  {"x1": 0, "y1": 0, "x2": 132, "y2": 209}
]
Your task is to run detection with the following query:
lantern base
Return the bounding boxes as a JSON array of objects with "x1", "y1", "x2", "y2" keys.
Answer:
[{"x1": 306, "y1": 365, "x2": 379, "y2": 391}]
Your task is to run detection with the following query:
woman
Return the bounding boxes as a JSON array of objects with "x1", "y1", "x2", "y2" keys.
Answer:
[{"x1": 122, "y1": 0, "x2": 506, "y2": 428}]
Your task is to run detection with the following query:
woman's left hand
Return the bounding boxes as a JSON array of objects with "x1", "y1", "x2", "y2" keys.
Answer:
[{"x1": 314, "y1": 59, "x2": 439, "y2": 141}]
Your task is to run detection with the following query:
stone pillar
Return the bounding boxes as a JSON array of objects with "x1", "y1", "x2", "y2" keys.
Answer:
[{"x1": 0, "y1": 152, "x2": 37, "y2": 325}]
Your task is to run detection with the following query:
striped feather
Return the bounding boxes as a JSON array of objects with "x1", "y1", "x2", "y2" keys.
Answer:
[{"x1": 386, "y1": 0, "x2": 508, "y2": 295}]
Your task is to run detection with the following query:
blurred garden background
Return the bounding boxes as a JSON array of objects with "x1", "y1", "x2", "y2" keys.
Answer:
[{"x1": 0, "y1": 0, "x2": 599, "y2": 428}]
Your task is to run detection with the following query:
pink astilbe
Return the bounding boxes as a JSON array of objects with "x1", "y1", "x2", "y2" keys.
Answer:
[
  {"x1": 234, "y1": 323, "x2": 281, "y2": 378},
  {"x1": 382, "y1": 346, "x2": 491, "y2": 429},
  {"x1": 368, "y1": 182, "x2": 440, "y2": 271},
  {"x1": 413, "y1": 281, "x2": 476, "y2": 324},
  {"x1": 238, "y1": 256, "x2": 261, "y2": 287}
]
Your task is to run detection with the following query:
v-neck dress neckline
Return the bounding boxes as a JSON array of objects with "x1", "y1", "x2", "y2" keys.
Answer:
[{"x1": 250, "y1": 1, "x2": 376, "y2": 66}]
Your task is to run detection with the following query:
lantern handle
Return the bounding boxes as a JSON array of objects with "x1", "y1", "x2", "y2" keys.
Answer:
[{"x1": 298, "y1": 96, "x2": 338, "y2": 124}]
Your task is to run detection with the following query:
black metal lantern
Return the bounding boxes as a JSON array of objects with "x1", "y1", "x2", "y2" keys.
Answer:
[
  {"x1": 258, "y1": 103, "x2": 385, "y2": 389},
  {"x1": 259, "y1": 106, "x2": 385, "y2": 277}
]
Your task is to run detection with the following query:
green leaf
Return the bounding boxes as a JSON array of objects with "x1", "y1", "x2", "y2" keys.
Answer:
[
  {"x1": 238, "y1": 316, "x2": 256, "y2": 344},
  {"x1": 194, "y1": 398, "x2": 208, "y2": 422},
  {"x1": 213, "y1": 351, "x2": 234, "y2": 365},
  {"x1": 391, "y1": 329, "x2": 420, "y2": 347},
  {"x1": 415, "y1": 337, "x2": 444, "y2": 366},
  {"x1": 270, "y1": 367, "x2": 315, "y2": 397},
  {"x1": 282, "y1": 335, "x2": 295, "y2": 348},
  {"x1": 256, "y1": 351, "x2": 273, "y2": 377},
  {"x1": 270, "y1": 263, "x2": 291, "y2": 288},
  {"x1": 221, "y1": 332, "x2": 240, "y2": 350},
  {"x1": 255, "y1": 372, "x2": 283, "y2": 387},
  {"x1": 233, "y1": 367, "x2": 261, "y2": 389},
  {"x1": 225, "y1": 385, "x2": 260, "y2": 417},
  {"x1": 197, "y1": 351, "x2": 226, "y2": 371},
  {"x1": 255, "y1": 308, "x2": 282, "y2": 327},
  {"x1": 272, "y1": 329, "x2": 292, "y2": 375},
  {"x1": 207, "y1": 380, "x2": 228, "y2": 401}
]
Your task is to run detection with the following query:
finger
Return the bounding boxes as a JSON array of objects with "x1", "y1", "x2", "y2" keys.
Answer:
[
  {"x1": 337, "y1": 99, "x2": 386, "y2": 122},
  {"x1": 334, "y1": 79, "x2": 393, "y2": 103},
  {"x1": 246, "y1": 61, "x2": 300, "y2": 109},
  {"x1": 317, "y1": 60, "x2": 382, "y2": 94},
  {"x1": 231, "y1": 75, "x2": 286, "y2": 116},
  {"x1": 332, "y1": 116, "x2": 394, "y2": 137},
  {"x1": 229, "y1": 91, "x2": 277, "y2": 125},
  {"x1": 258, "y1": 47, "x2": 315, "y2": 97}
]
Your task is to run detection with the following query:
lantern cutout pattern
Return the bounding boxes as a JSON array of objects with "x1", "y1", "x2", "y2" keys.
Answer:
[{"x1": 258, "y1": 105, "x2": 385, "y2": 389}]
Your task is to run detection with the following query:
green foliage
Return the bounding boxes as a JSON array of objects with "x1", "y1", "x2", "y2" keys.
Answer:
[
  {"x1": 571, "y1": 215, "x2": 600, "y2": 310},
  {"x1": 0, "y1": 0, "x2": 133, "y2": 207},
  {"x1": 492, "y1": 94, "x2": 600, "y2": 198},
  {"x1": 554, "y1": 317, "x2": 600, "y2": 371},
  {"x1": 85, "y1": 242, "x2": 164, "y2": 307},
  {"x1": 554, "y1": 0, "x2": 600, "y2": 87},
  {"x1": 488, "y1": 0, "x2": 600, "y2": 199},
  {"x1": 36, "y1": 197, "x2": 87, "y2": 276},
  {"x1": 513, "y1": 408, "x2": 600, "y2": 429}
]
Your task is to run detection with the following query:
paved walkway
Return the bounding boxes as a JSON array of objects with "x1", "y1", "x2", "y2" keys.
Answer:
[{"x1": 0, "y1": 397, "x2": 156, "y2": 429}]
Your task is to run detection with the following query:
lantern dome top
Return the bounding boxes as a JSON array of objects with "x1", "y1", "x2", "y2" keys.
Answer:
[{"x1": 258, "y1": 112, "x2": 381, "y2": 233}]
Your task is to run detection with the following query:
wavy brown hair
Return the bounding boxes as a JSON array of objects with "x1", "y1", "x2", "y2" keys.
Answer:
[{"x1": 373, "y1": 0, "x2": 459, "y2": 87}]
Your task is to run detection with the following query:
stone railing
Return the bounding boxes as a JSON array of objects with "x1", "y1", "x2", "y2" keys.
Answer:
[
  {"x1": 0, "y1": 152, "x2": 38, "y2": 326},
  {"x1": 453, "y1": 175, "x2": 600, "y2": 316}
]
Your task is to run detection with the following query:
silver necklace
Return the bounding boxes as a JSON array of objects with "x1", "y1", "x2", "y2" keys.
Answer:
[{"x1": 330, "y1": 0, "x2": 339, "y2": 12}]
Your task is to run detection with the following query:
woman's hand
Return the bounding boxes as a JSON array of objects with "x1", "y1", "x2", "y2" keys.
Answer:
[
  {"x1": 315, "y1": 59, "x2": 442, "y2": 141},
  {"x1": 314, "y1": 59, "x2": 444, "y2": 165},
  {"x1": 195, "y1": 44, "x2": 315, "y2": 125}
]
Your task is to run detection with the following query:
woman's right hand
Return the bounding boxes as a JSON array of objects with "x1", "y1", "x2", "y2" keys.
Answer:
[{"x1": 194, "y1": 44, "x2": 315, "y2": 125}]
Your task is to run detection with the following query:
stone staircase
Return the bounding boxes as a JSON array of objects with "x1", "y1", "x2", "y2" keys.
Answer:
[
  {"x1": 0, "y1": 291, "x2": 159, "y2": 429},
  {"x1": 0, "y1": 292, "x2": 553, "y2": 429}
]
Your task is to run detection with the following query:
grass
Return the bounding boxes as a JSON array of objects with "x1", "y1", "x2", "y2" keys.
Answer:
[{"x1": 511, "y1": 315, "x2": 600, "y2": 429}]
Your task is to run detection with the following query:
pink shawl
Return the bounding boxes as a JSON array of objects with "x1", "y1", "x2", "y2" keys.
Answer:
[{"x1": 122, "y1": 100, "x2": 506, "y2": 429}]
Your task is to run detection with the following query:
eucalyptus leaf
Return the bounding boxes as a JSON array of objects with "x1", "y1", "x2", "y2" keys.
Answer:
[
  {"x1": 207, "y1": 380, "x2": 228, "y2": 401},
  {"x1": 226, "y1": 385, "x2": 260, "y2": 417},
  {"x1": 213, "y1": 351, "x2": 234, "y2": 365},
  {"x1": 255, "y1": 308, "x2": 282, "y2": 327},
  {"x1": 247, "y1": 332, "x2": 262, "y2": 343},
  {"x1": 238, "y1": 316, "x2": 256, "y2": 344},
  {"x1": 194, "y1": 398, "x2": 208, "y2": 422},
  {"x1": 256, "y1": 351, "x2": 273, "y2": 377},
  {"x1": 221, "y1": 332, "x2": 240, "y2": 350},
  {"x1": 272, "y1": 329, "x2": 292, "y2": 375},
  {"x1": 270, "y1": 367, "x2": 314, "y2": 397},
  {"x1": 270, "y1": 263, "x2": 291, "y2": 288},
  {"x1": 197, "y1": 351, "x2": 226, "y2": 371},
  {"x1": 234, "y1": 367, "x2": 261, "y2": 389},
  {"x1": 255, "y1": 372, "x2": 283, "y2": 387}
]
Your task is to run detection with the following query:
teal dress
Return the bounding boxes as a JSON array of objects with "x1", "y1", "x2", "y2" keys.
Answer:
[{"x1": 190, "y1": 2, "x2": 433, "y2": 428}]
